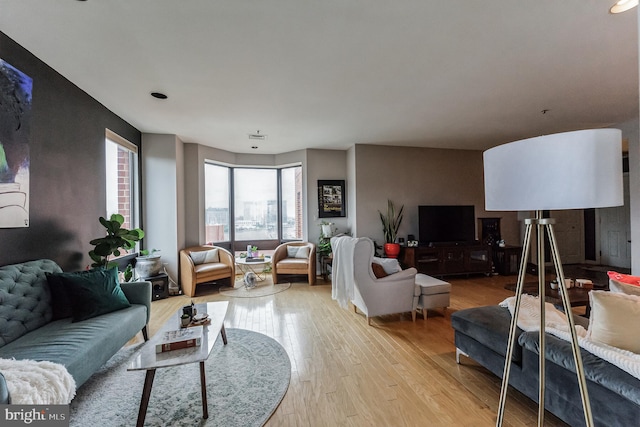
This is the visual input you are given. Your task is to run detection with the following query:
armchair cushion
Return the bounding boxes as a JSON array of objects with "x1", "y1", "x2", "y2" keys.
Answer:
[
  {"x1": 372, "y1": 257, "x2": 402, "y2": 274},
  {"x1": 190, "y1": 248, "x2": 219, "y2": 265},
  {"x1": 295, "y1": 246, "x2": 310, "y2": 258},
  {"x1": 286, "y1": 246, "x2": 310, "y2": 259}
]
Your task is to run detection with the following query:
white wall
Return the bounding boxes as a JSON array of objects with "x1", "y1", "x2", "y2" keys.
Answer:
[
  {"x1": 628, "y1": 6, "x2": 640, "y2": 273},
  {"x1": 141, "y1": 133, "x2": 185, "y2": 281},
  {"x1": 306, "y1": 148, "x2": 350, "y2": 246}
]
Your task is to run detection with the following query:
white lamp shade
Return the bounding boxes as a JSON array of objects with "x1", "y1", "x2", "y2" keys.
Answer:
[{"x1": 483, "y1": 129, "x2": 623, "y2": 211}]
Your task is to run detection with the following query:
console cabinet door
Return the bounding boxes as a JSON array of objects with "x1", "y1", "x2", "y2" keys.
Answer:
[
  {"x1": 416, "y1": 248, "x2": 441, "y2": 275},
  {"x1": 466, "y1": 247, "x2": 492, "y2": 274},
  {"x1": 442, "y1": 248, "x2": 465, "y2": 274}
]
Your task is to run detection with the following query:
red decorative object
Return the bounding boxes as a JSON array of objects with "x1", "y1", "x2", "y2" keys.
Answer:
[{"x1": 384, "y1": 243, "x2": 401, "y2": 258}]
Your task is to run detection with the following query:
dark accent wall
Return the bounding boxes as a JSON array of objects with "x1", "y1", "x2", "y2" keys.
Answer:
[{"x1": 0, "y1": 32, "x2": 141, "y2": 271}]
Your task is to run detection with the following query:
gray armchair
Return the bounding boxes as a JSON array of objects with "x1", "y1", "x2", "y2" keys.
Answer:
[{"x1": 332, "y1": 236, "x2": 418, "y2": 325}]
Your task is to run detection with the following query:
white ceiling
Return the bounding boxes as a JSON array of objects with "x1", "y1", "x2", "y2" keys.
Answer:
[{"x1": 0, "y1": 0, "x2": 637, "y2": 154}]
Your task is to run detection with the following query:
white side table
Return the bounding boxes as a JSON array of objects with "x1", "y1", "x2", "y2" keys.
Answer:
[{"x1": 235, "y1": 256, "x2": 272, "y2": 281}]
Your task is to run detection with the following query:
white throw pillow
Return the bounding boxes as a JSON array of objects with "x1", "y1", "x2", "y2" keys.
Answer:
[
  {"x1": 190, "y1": 248, "x2": 219, "y2": 265},
  {"x1": 287, "y1": 246, "x2": 299, "y2": 258},
  {"x1": 295, "y1": 246, "x2": 310, "y2": 259},
  {"x1": 588, "y1": 291, "x2": 640, "y2": 353},
  {"x1": 609, "y1": 278, "x2": 640, "y2": 297},
  {"x1": 372, "y1": 257, "x2": 402, "y2": 275}
]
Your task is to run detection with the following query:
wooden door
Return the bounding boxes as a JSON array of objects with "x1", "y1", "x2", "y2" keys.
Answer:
[
  {"x1": 551, "y1": 210, "x2": 584, "y2": 264},
  {"x1": 599, "y1": 174, "x2": 631, "y2": 269}
]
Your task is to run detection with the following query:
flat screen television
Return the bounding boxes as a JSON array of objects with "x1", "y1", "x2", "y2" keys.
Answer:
[{"x1": 418, "y1": 205, "x2": 476, "y2": 245}]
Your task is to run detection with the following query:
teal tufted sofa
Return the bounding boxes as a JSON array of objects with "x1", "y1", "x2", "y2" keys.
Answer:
[{"x1": 0, "y1": 259, "x2": 151, "y2": 397}]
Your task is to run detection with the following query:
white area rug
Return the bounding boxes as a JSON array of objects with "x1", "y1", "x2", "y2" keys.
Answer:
[
  {"x1": 69, "y1": 328, "x2": 291, "y2": 427},
  {"x1": 220, "y1": 281, "x2": 291, "y2": 298}
]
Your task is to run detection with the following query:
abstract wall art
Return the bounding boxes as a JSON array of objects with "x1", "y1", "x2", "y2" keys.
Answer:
[{"x1": 0, "y1": 58, "x2": 32, "y2": 228}]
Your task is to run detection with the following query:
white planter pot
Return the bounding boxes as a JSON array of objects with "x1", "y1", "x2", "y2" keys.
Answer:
[{"x1": 135, "y1": 255, "x2": 162, "y2": 279}]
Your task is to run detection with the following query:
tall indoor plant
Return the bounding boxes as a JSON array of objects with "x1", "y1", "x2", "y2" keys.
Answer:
[
  {"x1": 379, "y1": 199, "x2": 404, "y2": 258},
  {"x1": 89, "y1": 213, "x2": 145, "y2": 269}
]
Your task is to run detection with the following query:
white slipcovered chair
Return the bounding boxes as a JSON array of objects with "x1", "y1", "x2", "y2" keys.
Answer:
[{"x1": 331, "y1": 236, "x2": 418, "y2": 325}]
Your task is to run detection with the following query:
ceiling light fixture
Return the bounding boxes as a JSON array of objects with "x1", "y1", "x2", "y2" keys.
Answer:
[
  {"x1": 610, "y1": 0, "x2": 638, "y2": 13},
  {"x1": 150, "y1": 92, "x2": 168, "y2": 99},
  {"x1": 248, "y1": 130, "x2": 267, "y2": 140}
]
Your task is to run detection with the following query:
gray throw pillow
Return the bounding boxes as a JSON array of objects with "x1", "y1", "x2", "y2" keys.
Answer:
[{"x1": 190, "y1": 249, "x2": 219, "y2": 265}]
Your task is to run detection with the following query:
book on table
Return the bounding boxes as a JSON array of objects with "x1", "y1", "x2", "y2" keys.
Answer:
[{"x1": 155, "y1": 325, "x2": 203, "y2": 353}]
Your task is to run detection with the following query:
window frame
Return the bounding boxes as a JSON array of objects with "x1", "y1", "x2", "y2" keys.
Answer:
[
  {"x1": 105, "y1": 129, "x2": 140, "y2": 232},
  {"x1": 204, "y1": 162, "x2": 303, "y2": 252}
]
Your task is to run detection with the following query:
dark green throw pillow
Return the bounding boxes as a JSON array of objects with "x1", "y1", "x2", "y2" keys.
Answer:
[
  {"x1": 45, "y1": 272, "x2": 75, "y2": 320},
  {"x1": 49, "y1": 268, "x2": 131, "y2": 322}
]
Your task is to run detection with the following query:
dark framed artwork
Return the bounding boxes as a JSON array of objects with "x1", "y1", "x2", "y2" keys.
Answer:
[{"x1": 318, "y1": 180, "x2": 346, "y2": 218}]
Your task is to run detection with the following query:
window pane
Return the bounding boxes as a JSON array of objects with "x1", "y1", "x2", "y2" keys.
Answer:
[
  {"x1": 105, "y1": 137, "x2": 137, "y2": 230},
  {"x1": 205, "y1": 164, "x2": 230, "y2": 243},
  {"x1": 234, "y1": 169, "x2": 277, "y2": 241},
  {"x1": 281, "y1": 166, "x2": 303, "y2": 239}
]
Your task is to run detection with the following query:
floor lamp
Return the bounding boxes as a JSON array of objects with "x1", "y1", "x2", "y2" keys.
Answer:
[{"x1": 483, "y1": 128, "x2": 624, "y2": 427}]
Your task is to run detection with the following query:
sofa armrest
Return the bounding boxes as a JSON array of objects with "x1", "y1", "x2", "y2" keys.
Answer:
[
  {"x1": 0, "y1": 372, "x2": 10, "y2": 404},
  {"x1": 120, "y1": 281, "x2": 152, "y2": 324}
]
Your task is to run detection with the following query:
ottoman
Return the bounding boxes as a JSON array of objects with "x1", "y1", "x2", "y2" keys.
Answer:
[{"x1": 414, "y1": 273, "x2": 451, "y2": 321}]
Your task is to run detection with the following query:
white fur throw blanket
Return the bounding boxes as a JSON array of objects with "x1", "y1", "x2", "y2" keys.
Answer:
[
  {"x1": 500, "y1": 295, "x2": 640, "y2": 380},
  {"x1": 0, "y1": 358, "x2": 76, "y2": 404}
]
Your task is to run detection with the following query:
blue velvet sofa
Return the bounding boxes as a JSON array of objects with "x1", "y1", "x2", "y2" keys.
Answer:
[
  {"x1": 451, "y1": 305, "x2": 640, "y2": 427},
  {"x1": 0, "y1": 259, "x2": 151, "y2": 402}
]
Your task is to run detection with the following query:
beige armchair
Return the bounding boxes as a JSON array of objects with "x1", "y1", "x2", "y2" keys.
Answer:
[
  {"x1": 271, "y1": 242, "x2": 316, "y2": 285},
  {"x1": 179, "y1": 245, "x2": 235, "y2": 297}
]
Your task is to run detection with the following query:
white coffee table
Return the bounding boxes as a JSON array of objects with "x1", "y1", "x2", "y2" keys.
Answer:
[
  {"x1": 235, "y1": 256, "x2": 272, "y2": 281},
  {"x1": 128, "y1": 301, "x2": 229, "y2": 427}
]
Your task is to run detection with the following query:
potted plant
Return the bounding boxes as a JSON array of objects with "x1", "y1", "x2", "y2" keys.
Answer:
[
  {"x1": 378, "y1": 199, "x2": 404, "y2": 258},
  {"x1": 317, "y1": 221, "x2": 333, "y2": 258},
  {"x1": 89, "y1": 213, "x2": 145, "y2": 269},
  {"x1": 247, "y1": 245, "x2": 259, "y2": 258},
  {"x1": 320, "y1": 221, "x2": 333, "y2": 238}
]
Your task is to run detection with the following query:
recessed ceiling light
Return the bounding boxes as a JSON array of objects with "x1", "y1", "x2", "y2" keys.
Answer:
[
  {"x1": 150, "y1": 92, "x2": 168, "y2": 99},
  {"x1": 610, "y1": 0, "x2": 638, "y2": 13}
]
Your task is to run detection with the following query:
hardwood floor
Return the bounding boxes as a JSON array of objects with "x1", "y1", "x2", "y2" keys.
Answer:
[{"x1": 141, "y1": 274, "x2": 569, "y2": 427}]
